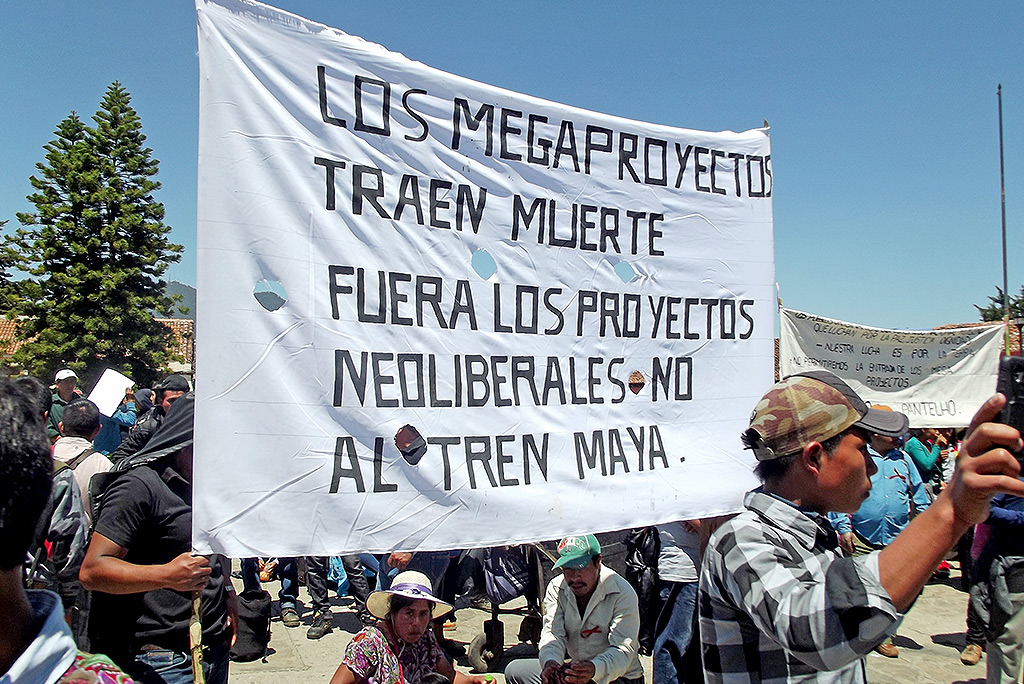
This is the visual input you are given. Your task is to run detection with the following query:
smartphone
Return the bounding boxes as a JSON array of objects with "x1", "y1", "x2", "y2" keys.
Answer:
[{"x1": 996, "y1": 356, "x2": 1024, "y2": 452}]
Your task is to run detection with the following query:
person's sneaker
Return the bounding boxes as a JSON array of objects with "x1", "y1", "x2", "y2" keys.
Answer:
[
  {"x1": 874, "y1": 642, "x2": 899, "y2": 658},
  {"x1": 280, "y1": 606, "x2": 300, "y2": 628},
  {"x1": 961, "y1": 643, "x2": 984, "y2": 665},
  {"x1": 935, "y1": 560, "x2": 952, "y2": 578},
  {"x1": 306, "y1": 610, "x2": 333, "y2": 639}
]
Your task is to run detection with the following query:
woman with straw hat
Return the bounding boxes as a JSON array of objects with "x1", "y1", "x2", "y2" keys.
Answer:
[{"x1": 330, "y1": 570, "x2": 490, "y2": 684}]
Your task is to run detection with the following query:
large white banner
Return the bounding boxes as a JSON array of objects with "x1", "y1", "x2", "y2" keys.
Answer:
[
  {"x1": 779, "y1": 308, "x2": 1004, "y2": 428},
  {"x1": 193, "y1": 0, "x2": 775, "y2": 556}
]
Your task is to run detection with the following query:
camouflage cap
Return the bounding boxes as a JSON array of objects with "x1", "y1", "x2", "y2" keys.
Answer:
[{"x1": 744, "y1": 369, "x2": 908, "y2": 461}]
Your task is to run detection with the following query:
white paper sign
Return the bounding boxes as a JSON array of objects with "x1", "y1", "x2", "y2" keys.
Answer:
[
  {"x1": 87, "y1": 368, "x2": 134, "y2": 417},
  {"x1": 193, "y1": 0, "x2": 776, "y2": 556},
  {"x1": 779, "y1": 308, "x2": 1004, "y2": 428}
]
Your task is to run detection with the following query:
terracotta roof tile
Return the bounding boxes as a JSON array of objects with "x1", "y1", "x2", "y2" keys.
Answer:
[
  {"x1": 0, "y1": 318, "x2": 30, "y2": 355},
  {"x1": 0, "y1": 317, "x2": 194, "y2": 367}
]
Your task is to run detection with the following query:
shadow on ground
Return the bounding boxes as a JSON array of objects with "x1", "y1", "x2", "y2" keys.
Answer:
[{"x1": 932, "y1": 631, "x2": 968, "y2": 652}]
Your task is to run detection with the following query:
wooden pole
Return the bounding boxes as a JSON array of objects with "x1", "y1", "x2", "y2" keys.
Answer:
[
  {"x1": 191, "y1": 590, "x2": 205, "y2": 684},
  {"x1": 999, "y1": 85, "x2": 1009, "y2": 321}
]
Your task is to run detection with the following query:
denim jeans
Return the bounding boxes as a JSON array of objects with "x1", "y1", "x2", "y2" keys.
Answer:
[
  {"x1": 278, "y1": 557, "x2": 299, "y2": 609},
  {"x1": 504, "y1": 659, "x2": 643, "y2": 684},
  {"x1": 126, "y1": 641, "x2": 229, "y2": 684},
  {"x1": 377, "y1": 551, "x2": 451, "y2": 592},
  {"x1": 652, "y1": 580, "x2": 699, "y2": 683},
  {"x1": 240, "y1": 557, "x2": 261, "y2": 593},
  {"x1": 240, "y1": 557, "x2": 299, "y2": 611}
]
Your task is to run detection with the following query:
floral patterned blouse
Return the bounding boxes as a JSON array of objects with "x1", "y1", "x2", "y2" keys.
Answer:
[
  {"x1": 342, "y1": 624, "x2": 445, "y2": 684},
  {"x1": 57, "y1": 652, "x2": 135, "y2": 683}
]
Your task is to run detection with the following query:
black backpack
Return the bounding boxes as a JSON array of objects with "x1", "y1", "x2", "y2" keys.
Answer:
[
  {"x1": 624, "y1": 526, "x2": 661, "y2": 655},
  {"x1": 229, "y1": 589, "x2": 272, "y2": 662}
]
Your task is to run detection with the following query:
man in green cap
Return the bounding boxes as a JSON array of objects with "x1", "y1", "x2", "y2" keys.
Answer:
[{"x1": 504, "y1": 534, "x2": 643, "y2": 684}]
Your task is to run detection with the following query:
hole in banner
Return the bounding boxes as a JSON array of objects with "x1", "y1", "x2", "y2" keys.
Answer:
[
  {"x1": 253, "y1": 279, "x2": 288, "y2": 311},
  {"x1": 395, "y1": 424, "x2": 427, "y2": 465}
]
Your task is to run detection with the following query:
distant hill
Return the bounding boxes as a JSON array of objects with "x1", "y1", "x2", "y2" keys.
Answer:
[{"x1": 165, "y1": 281, "x2": 196, "y2": 321}]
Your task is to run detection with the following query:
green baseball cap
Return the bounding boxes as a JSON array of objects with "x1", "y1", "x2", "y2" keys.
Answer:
[{"x1": 553, "y1": 534, "x2": 601, "y2": 569}]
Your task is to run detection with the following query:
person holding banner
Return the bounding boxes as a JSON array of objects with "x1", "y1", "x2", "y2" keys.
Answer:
[
  {"x1": 80, "y1": 394, "x2": 236, "y2": 684},
  {"x1": 700, "y1": 370, "x2": 1024, "y2": 683},
  {"x1": 329, "y1": 570, "x2": 488, "y2": 684}
]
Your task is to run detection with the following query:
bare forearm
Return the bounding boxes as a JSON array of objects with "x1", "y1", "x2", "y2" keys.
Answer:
[
  {"x1": 878, "y1": 491, "x2": 967, "y2": 610},
  {"x1": 80, "y1": 555, "x2": 173, "y2": 594}
]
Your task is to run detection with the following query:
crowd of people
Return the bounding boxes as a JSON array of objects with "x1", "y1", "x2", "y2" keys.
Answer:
[{"x1": 2, "y1": 366, "x2": 1024, "y2": 684}]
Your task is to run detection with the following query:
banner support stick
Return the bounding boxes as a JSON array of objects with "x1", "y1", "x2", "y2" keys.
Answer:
[{"x1": 999, "y1": 84, "x2": 1009, "y2": 337}]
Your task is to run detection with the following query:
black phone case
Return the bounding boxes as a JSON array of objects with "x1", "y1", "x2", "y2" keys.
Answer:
[{"x1": 996, "y1": 356, "x2": 1024, "y2": 442}]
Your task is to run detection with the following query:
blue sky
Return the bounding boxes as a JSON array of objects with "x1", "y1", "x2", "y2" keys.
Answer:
[{"x1": 2, "y1": 1, "x2": 1022, "y2": 330}]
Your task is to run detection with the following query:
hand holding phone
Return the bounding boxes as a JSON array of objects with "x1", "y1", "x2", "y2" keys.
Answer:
[{"x1": 995, "y1": 356, "x2": 1024, "y2": 458}]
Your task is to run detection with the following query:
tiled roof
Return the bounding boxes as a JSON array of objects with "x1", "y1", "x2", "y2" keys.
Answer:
[
  {"x1": 0, "y1": 318, "x2": 30, "y2": 355},
  {"x1": 933, "y1": 320, "x2": 1021, "y2": 354},
  {"x1": 0, "y1": 317, "x2": 194, "y2": 368},
  {"x1": 155, "y1": 318, "x2": 195, "y2": 365}
]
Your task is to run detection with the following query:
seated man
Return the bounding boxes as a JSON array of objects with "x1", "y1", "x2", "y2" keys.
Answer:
[
  {"x1": 700, "y1": 369, "x2": 1024, "y2": 683},
  {"x1": 0, "y1": 377, "x2": 131, "y2": 682},
  {"x1": 505, "y1": 535, "x2": 643, "y2": 684}
]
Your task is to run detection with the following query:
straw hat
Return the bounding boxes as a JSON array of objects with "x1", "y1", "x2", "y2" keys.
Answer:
[{"x1": 366, "y1": 570, "x2": 454, "y2": 620}]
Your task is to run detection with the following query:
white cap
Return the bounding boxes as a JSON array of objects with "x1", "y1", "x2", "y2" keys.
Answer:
[{"x1": 54, "y1": 369, "x2": 78, "y2": 382}]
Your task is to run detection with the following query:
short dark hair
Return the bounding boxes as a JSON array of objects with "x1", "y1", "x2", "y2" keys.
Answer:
[
  {"x1": 388, "y1": 593, "x2": 435, "y2": 618},
  {"x1": 421, "y1": 674, "x2": 450, "y2": 684},
  {"x1": 61, "y1": 399, "x2": 101, "y2": 438},
  {"x1": 10, "y1": 376, "x2": 52, "y2": 419},
  {"x1": 752, "y1": 430, "x2": 847, "y2": 483},
  {"x1": 0, "y1": 377, "x2": 54, "y2": 569}
]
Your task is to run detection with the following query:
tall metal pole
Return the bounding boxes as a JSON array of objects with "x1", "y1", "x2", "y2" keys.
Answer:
[{"x1": 999, "y1": 84, "x2": 1009, "y2": 325}]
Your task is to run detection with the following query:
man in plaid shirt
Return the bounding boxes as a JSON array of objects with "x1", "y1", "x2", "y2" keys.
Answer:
[{"x1": 700, "y1": 370, "x2": 1024, "y2": 683}]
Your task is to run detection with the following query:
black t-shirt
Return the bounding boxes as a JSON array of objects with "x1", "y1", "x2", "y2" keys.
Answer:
[{"x1": 90, "y1": 462, "x2": 229, "y2": 660}]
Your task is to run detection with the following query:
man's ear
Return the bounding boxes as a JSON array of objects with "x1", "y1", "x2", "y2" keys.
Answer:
[
  {"x1": 89, "y1": 424, "x2": 102, "y2": 441},
  {"x1": 801, "y1": 441, "x2": 825, "y2": 476}
]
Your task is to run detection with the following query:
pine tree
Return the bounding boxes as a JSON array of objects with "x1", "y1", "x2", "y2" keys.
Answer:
[
  {"x1": 9, "y1": 83, "x2": 183, "y2": 387},
  {"x1": 0, "y1": 221, "x2": 20, "y2": 309},
  {"x1": 976, "y1": 286, "x2": 1024, "y2": 322}
]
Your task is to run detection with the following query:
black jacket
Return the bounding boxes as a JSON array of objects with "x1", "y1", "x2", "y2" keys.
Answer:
[{"x1": 108, "y1": 406, "x2": 165, "y2": 465}]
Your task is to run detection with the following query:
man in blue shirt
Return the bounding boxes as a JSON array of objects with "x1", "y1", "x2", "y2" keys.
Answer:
[
  {"x1": 831, "y1": 432, "x2": 930, "y2": 549},
  {"x1": 829, "y1": 410, "x2": 929, "y2": 658}
]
